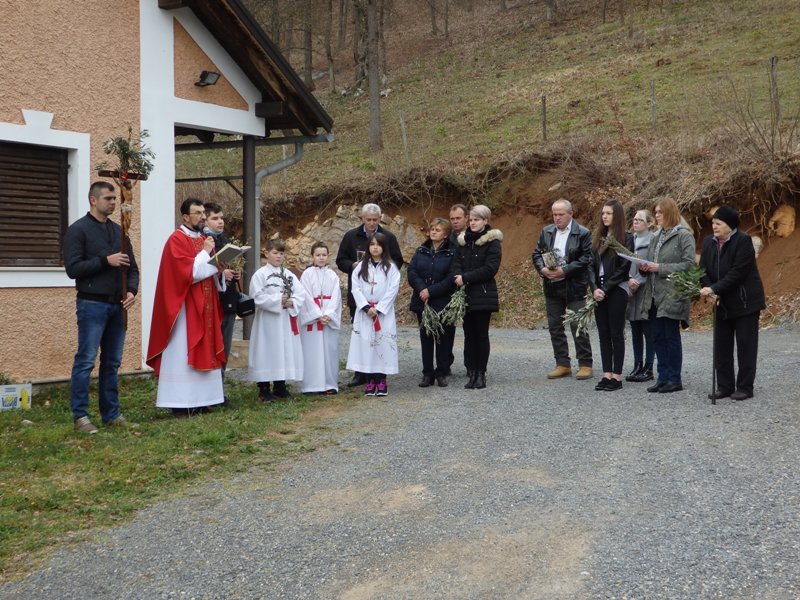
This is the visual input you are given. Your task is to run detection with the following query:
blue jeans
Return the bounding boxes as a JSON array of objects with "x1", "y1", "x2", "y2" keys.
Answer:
[
  {"x1": 649, "y1": 304, "x2": 683, "y2": 385},
  {"x1": 70, "y1": 299, "x2": 126, "y2": 423}
]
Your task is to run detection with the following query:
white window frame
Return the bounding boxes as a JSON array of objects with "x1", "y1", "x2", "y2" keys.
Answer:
[{"x1": 0, "y1": 110, "x2": 90, "y2": 288}]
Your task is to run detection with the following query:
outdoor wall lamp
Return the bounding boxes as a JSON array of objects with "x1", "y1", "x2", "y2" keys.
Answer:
[{"x1": 195, "y1": 70, "x2": 221, "y2": 87}]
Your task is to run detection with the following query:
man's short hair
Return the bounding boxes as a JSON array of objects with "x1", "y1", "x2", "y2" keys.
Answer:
[
  {"x1": 88, "y1": 181, "x2": 114, "y2": 200},
  {"x1": 449, "y1": 203, "x2": 468, "y2": 216},
  {"x1": 180, "y1": 197, "x2": 205, "y2": 215},
  {"x1": 361, "y1": 203, "x2": 382, "y2": 217},
  {"x1": 204, "y1": 202, "x2": 223, "y2": 215},
  {"x1": 552, "y1": 198, "x2": 573, "y2": 213},
  {"x1": 265, "y1": 238, "x2": 286, "y2": 252}
]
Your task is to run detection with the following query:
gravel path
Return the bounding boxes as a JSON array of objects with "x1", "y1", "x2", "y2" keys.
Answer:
[{"x1": 3, "y1": 326, "x2": 800, "y2": 599}]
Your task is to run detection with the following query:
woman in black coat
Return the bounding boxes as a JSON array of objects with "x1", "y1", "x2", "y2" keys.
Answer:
[
  {"x1": 408, "y1": 217, "x2": 456, "y2": 388},
  {"x1": 589, "y1": 199, "x2": 634, "y2": 391},
  {"x1": 699, "y1": 205, "x2": 766, "y2": 401},
  {"x1": 453, "y1": 204, "x2": 503, "y2": 390}
]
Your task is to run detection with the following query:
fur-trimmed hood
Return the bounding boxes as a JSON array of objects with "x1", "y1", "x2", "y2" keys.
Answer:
[{"x1": 458, "y1": 227, "x2": 504, "y2": 247}]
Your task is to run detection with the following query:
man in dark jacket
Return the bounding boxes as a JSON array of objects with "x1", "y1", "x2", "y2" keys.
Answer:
[
  {"x1": 532, "y1": 199, "x2": 594, "y2": 380},
  {"x1": 336, "y1": 203, "x2": 404, "y2": 386},
  {"x1": 64, "y1": 181, "x2": 139, "y2": 433}
]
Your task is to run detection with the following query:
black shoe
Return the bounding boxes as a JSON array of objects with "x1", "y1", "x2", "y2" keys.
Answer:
[
  {"x1": 347, "y1": 373, "x2": 367, "y2": 387},
  {"x1": 658, "y1": 382, "x2": 683, "y2": 393},
  {"x1": 436, "y1": 375, "x2": 449, "y2": 387},
  {"x1": 625, "y1": 363, "x2": 643, "y2": 382},
  {"x1": 258, "y1": 383, "x2": 274, "y2": 403},
  {"x1": 273, "y1": 381, "x2": 291, "y2": 398},
  {"x1": 464, "y1": 372, "x2": 477, "y2": 389},
  {"x1": 418, "y1": 375, "x2": 435, "y2": 388},
  {"x1": 474, "y1": 371, "x2": 486, "y2": 389},
  {"x1": 632, "y1": 363, "x2": 654, "y2": 382},
  {"x1": 708, "y1": 389, "x2": 732, "y2": 400},
  {"x1": 731, "y1": 390, "x2": 753, "y2": 401},
  {"x1": 647, "y1": 381, "x2": 664, "y2": 393},
  {"x1": 604, "y1": 379, "x2": 622, "y2": 391},
  {"x1": 595, "y1": 377, "x2": 611, "y2": 391}
]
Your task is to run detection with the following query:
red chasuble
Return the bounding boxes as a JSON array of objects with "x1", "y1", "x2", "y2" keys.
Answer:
[{"x1": 146, "y1": 230, "x2": 226, "y2": 376}]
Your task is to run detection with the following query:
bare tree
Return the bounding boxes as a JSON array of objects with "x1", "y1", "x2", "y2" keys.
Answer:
[
  {"x1": 499, "y1": 0, "x2": 507, "y2": 11},
  {"x1": 302, "y1": 0, "x2": 315, "y2": 91},
  {"x1": 337, "y1": 0, "x2": 349, "y2": 50},
  {"x1": 352, "y1": 1, "x2": 368, "y2": 89},
  {"x1": 366, "y1": 0, "x2": 383, "y2": 152},
  {"x1": 426, "y1": 0, "x2": 439, "y2": 35},
  {"x1": 325, "y1": 0, "x2": 337, "y2": 92}
]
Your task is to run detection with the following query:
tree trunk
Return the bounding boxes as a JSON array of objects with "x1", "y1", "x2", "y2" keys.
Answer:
[
  {"x1": 270, "y1": 0, "x2": 281, "y2": 47},
  {"x1": 302, "y1": 1, "x2": 315, "y2": 92},
  {"x1": 602, "y1": 0, "x2": 608, "y2": 23},
  {"x1": 338, "y1": 0, "x2": 348, "y2": 50},
  {"x1": 499, "y1": 0, "x2": 507, "y2": 11},
  {"x1": 428, "y1": 0, "x2": 438, "y2": 35},
  {"x1": 326, "y1": 0, "x2": 337, "y2": 92},
  {"x1": 619, "y1": 0, "x2": 625, "y2": 24},
  {"x1": 352, "y1": 1, "x2": 367, "y2": 89},
  {"x1": 443, "y1": 0, "x2": 449, "y2": 38},
  {"x1": 379, "y1": 0, "x2": 389, "y2": 77},
  {"x1": 367, "y1": 0, "x2": 382, "y2": 152}
]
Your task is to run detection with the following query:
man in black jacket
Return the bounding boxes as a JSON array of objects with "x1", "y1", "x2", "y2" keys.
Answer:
[
  {"x1": 336, "y1": 203, "x2": 404, "y2": 386},
  {"x1": 532, "y1": 199, "x2": 594, "y2": 380},
  {"x1": 64, "y1": 181, "x2": 139, "y2": 433}
]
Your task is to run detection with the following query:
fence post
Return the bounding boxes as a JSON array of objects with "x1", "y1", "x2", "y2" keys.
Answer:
[
  {"x1": 650, "y1": 79, "x2": 657, "y2": 131},
  {"x1": 541, "y1": 94, "x2": 548, "y2": 141},
  {"x1": 399, "y1": 112, "x2": 410, "y2": 164}
]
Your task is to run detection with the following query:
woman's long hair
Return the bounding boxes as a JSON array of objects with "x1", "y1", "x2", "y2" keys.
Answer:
[
  {"x1": 358, "y1": 232, "x2": 392, "y2": 281},
  {"x1": 592, "y1": 199, "x2": 627, "y2": 254}
]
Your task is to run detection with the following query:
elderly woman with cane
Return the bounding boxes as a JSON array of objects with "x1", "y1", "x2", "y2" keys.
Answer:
[{"x1": 699, "y1": 206, "x2": 765, "y2": 401}]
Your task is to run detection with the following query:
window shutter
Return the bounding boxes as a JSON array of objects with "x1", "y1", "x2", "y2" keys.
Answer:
[{"x1": 0, "y1": 141, "x2": 69, "y2": 267}]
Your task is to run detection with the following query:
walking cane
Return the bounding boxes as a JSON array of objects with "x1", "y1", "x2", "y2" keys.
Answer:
[{"x1": 710, "y1": 301, "x2": 716, "y2": 405}]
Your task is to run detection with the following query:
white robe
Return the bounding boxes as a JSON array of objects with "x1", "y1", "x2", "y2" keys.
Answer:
[
  {"x1": 298, "y1": 266, "x2": 342, "y2": 393},
  {"x1": 156, "y1": 227, "x2": 226, "y2": 409},
  {"x1": 346, "y1": 261, "x2": 401, "y2": 375},
  {"x1": 248, "y1": 264, "x2": 305, "y2": 382}
]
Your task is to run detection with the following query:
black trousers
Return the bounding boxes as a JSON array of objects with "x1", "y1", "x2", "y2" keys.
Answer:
[
  {"x1": 714, "y1": 311, "x2": 760, "y2": 395},
  {"x1": 415, "y1": 312, "x2": 456, "y2": 376},
  {"x1": 545, "y1": 293, "x2": 593, "y2": 368},
  {"x1": 463, "y1": 311, "x2": 492, "y2": 372},
  {"x1": 594, "y1": 287, "x2": 628, "y2": 374}
]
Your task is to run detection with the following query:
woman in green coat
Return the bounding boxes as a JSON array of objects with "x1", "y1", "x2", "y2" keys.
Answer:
[{"x1": 639, "y1": 198, "x2": 696, "y2": 394}]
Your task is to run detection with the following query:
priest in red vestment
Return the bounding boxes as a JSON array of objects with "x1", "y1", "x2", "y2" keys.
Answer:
[{"x1": 147, "y1": 198, "x2": 227, "y2": 413}]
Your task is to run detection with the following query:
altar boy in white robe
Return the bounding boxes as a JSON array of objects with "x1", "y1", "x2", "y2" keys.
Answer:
[
  {"x1": 346, "y1": 233, "x2": 401, "y2": 396},
  {"x1": 299, "y1": 242, "x2": 342, "y2": 395},
  {"x1": 248, "y1": 239, "x2": 305, "y2": 402}
]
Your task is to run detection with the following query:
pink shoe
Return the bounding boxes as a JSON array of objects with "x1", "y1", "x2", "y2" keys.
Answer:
[
  {"x1": 364, "y1": 380, "x2": 376, "y2": 396},
  {"x1": 376, "y1": 378, "x2": 388, "y2": 396}
]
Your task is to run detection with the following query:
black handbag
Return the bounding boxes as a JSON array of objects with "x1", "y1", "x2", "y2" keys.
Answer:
[{"x1": 234, "y1": 280, "x2": 255, "y2": 318}]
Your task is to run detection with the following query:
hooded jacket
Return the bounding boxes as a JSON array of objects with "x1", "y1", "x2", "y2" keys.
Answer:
[{"x1": 453, "y1": 226, "x2": 503, "y2": 313}]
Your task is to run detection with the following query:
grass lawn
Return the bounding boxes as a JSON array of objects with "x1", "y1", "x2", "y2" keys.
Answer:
[{"x1": 0, "y1": 376, "x2": 348, "y2": 581}]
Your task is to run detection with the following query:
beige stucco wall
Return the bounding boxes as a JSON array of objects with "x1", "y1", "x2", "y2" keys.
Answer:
[
  {"x1": 0, "y1": 1, "x2": 142, "y2": 382},
  {"x1": 173, "y1": 21, "x2": 248, "y2": 110}
]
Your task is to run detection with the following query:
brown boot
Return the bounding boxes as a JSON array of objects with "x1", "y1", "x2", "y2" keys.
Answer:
[
  {"x1": 575, "y1": 366, "x2": 594, "y2": 380},
  {"x1": 547, "y1": 365, "x2": 572, "y2": 379}
]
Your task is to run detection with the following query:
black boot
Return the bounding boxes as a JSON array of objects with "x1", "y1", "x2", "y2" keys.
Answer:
[
  {"x1": 272, "y1": 380, "x2": 291, "y2": 398},
  {"x1": 625, "y1": 362, "x2": 643, "y2": 382},
  {"x1": 347, "y1": 372, "x2": 367, "y2": 387},
  {"x1": 419, "y1": 374, "x2": 435, "y2": 388},
  {"x1": 633, "y1": 363, "x2": 654, "y2": 382},
  {"x1": 464, "y1": 371, "x2": 477, "y2": 389},
  {"x1": 474, "y1": 371, "x2": 486, "y2": 389}
]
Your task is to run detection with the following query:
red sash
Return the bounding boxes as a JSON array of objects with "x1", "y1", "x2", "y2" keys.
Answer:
[
  {"x1": 368, "y1": 301, "x2": 381, "y2": 332},
  {"x1": 307, "y1": 295, "x2": 332, "y2": 332}
]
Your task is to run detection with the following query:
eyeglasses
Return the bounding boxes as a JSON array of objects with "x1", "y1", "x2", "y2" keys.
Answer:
[
  {"x1": 101, "y1": 195, "x2": 117, "y2": 201},
  {"x1": 189, "y1": 211, "x2": 206, "y2": 217}
]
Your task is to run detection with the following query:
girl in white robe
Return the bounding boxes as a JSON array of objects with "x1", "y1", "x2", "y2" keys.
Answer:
[
  {"x1": 299, "y1": 242, "x2": 342, "y2": 394},
  {"x1": 345, "y1": 233, "x2": 401, "y2": 396},
  {"x1": 248, "y1": 239, "x2": 305, "y2": 401}
]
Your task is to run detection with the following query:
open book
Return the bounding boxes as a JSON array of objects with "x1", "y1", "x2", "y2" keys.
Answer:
[{"x1": 208, "y1": 243, "x2": 251, "y2": 265}]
